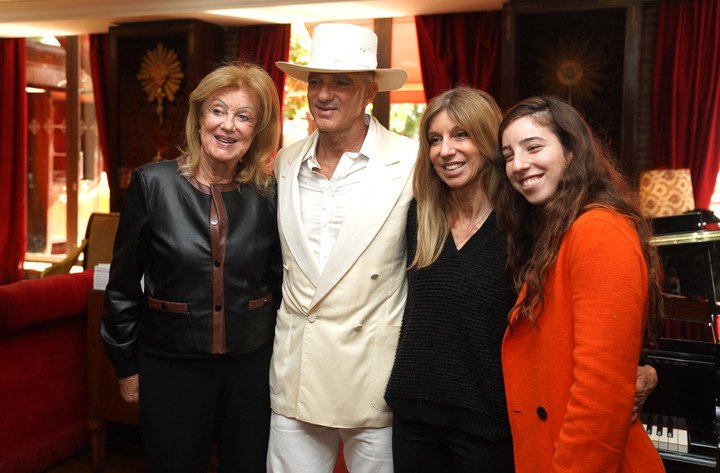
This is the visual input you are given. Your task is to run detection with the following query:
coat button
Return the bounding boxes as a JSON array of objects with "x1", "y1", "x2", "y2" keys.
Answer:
[
  {"x1": 214, "y1": 260, "x2": 221, "y2": 268},
  {"x1": 308, "y1": 314, "x2": 317, "y2": 323},
  {"x1": 210, "y1": 219, "x2": 218, "y2": 225},
  {"x1": 161, "y1": 303, "x2": 168, "y2": 310},
  {"x1": 370, "y1": 273, "x2": 379, "y2": 279},
  {"x1": 536, "y1": 406, "x2": 548, "y2": 420},
  {"x1": 215, "y1": 304, "x2": 222, "y2": 312},
  {"x1": 353, "y1": 324, "x2": 363, "y2": 331}
]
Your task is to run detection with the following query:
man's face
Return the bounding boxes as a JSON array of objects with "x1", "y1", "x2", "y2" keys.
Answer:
[{"x1": 307, "y1": 72, "x2": 378, "y2": 136}]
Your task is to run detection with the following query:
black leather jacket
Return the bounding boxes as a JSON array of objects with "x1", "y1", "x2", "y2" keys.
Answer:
[{"x1": 101, "y1": 159, "x2": 282, "y2": 378}]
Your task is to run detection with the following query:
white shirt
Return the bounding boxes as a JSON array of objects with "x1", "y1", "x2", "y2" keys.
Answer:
[{"x1": 298, "y1": 115, "x2": 377, "y2": 271}]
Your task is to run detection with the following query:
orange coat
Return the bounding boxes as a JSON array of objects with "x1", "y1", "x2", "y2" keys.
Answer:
[{"x1": 502, "y1": 209, "x2": 665, "y2": 473}]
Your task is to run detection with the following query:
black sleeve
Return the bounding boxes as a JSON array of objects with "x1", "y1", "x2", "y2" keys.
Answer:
[
  {"x1": 639, "y1": 349, "x2": 652, "y2": 366},
  {"x1": 266, "y1": 182, "x2": 283, "y2": 310},
  {"x1": 100, "y1": 169, "x2": 150, "y2": 378}
]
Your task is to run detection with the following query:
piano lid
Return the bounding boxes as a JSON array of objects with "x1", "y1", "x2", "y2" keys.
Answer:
[{"x1": 650, "y1": 210, "x2": 719, "y2": 236}]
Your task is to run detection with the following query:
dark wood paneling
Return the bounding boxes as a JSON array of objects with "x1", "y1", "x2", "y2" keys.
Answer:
[
  {"x1": 501, "y1": 0, "x2": 644, "y2": 173},
  {"x1": 108, "y1": 20, "x2": 223, "y2": 211}
]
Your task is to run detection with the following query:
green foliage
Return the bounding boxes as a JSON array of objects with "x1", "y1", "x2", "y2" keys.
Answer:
[
  {"x1": 390, "y1": 103, "x2": 426, "y2": 140},
  {"x1": 283, "y1": 25, "x2": 310, "y2": 121}
]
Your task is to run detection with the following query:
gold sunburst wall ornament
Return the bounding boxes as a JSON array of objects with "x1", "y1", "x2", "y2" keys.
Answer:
[
  {"x1": 137, "y1": 42, "x2": 185, "y2": 124},
  {"x1": 535, "y1": 37, "x2": 605, "y2": 106}
]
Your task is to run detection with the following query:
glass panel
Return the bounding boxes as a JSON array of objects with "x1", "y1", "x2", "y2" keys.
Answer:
[
  {"x1": 26, "y1": 37, "x2": 66, "y2": 254},
  {"x1": 25, "y1": 35, "x2": 109, "y2": 260}
]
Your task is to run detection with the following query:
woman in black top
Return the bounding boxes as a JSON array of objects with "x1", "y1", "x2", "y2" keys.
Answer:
[{"x1": 385, "y1": 87, "x2": 516, "y2": 472}]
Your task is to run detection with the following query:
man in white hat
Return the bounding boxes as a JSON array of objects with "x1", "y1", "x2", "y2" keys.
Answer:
[{"x1": 267, "y1": 23, "x2": 418, "y2": 472}]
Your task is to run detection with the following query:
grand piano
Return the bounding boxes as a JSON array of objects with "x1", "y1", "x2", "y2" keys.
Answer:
[{"x1": 641, "y1": 212, "x2": 720, "y2": 472}]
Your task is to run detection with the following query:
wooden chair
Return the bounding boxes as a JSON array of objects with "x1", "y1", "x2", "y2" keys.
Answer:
[
  {"x1": 83, "y1": 212, "x2": 120, "y2": 270},
  {"x1": 38, "y1": 212, "x2": 119, "y2": 278},
  {"x1": 39, "y1": 240, "x2": 87, "y2": 278}
]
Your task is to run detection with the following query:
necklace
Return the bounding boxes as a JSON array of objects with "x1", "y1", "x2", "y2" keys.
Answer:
[
  {"x1": 462, "y1": 204, "x2": 492, "y2": 229},
  {"x1": 454, "y1": 204, "x2": 493, "y2": 250}
]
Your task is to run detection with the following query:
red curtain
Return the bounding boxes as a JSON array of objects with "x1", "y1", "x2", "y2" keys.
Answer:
[
  {"x1": 651, "y1": 0, "x2": 720, "y2": 208},
  {"x1": 237, "y1": 24, "x2": 291, "y2": 104},
  {"x1": 415, "y1": 11, "x2": 501, "y2": 102},
  {"x1": 90, "y1": 34, "x2": 110, "y2": 174},
  {"x1": 0, "y1": 39, "x2": 27, "y2": 284}
]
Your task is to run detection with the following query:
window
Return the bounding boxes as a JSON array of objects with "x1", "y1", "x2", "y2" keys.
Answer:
[{"x1": 25, "y1": 35, "x2": 109, "y2": 269}]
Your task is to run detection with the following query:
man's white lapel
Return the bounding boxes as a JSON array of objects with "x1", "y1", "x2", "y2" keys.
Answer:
[
  {"x1": 310, "y1": 147, "x2": 408, "y2": 308},
  {"x1": 278, "y1": 136, "x2": 322, "y2": 285}
]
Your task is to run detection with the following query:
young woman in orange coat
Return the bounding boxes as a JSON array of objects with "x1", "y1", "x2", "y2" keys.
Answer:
[{"x1": 496, "y1": 96, "x2": 665, "y2": 472}]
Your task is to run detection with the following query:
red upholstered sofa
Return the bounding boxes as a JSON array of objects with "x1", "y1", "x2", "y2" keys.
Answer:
[{"x1": 0, "y1": 270, "x2": 93, "y2": 473}]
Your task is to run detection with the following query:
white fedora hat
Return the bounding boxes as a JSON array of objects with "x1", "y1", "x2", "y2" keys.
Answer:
[{"x1": 276, "y1": 23, "x2": 407, "y2": 92}]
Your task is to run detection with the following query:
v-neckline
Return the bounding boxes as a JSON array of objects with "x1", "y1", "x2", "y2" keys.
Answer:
[{"x1": 447, "y1": 211, "x2": 494, "y2": 255}]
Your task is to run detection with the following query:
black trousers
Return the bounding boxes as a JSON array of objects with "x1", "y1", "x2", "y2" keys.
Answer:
[
  {"x1": 138, "y1": 345, "x2": 272, "y2": 473},
  {"x1": 392, "y1": 416, "x2": 515, "y2": 473}
]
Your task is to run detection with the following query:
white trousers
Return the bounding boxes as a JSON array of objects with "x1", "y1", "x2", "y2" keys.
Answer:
[{"x1": 266, "y1": 412, "x2": 393, "y2": 473}]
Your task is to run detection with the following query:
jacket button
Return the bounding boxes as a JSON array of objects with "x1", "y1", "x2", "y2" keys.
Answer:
[
  {"x1": 370, "y1": 273, "x2": 379, "y2": 279},
  {"x1": 536, "y1": 406, "x2": 548, "y2": 420},
  {"x1": 211, "y1": 219, "x2": 218, "y2": 225},
  {"x1": 308, "y1": 314, "x2": 317, "y2": 323},
  {"x1": 354, "y1": 324, "x2": 363, "y2": 331},
  {"x1": 161, "y1": 303, "x2": 168, "y2": 310},
  {"x1": 215, "y1": 304, "x2": 222, "y2": 312},
  {"x1": 214, "y1": 260, "x2": 221, "y2": 268}
]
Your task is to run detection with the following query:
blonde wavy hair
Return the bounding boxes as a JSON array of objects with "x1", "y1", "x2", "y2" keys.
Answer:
[
  {"x1": 179, "y1": 62, "x2": 280, "y2": 194},
  {"x1": 411, "y1": 86, "x2": 503, "y2": 268}
]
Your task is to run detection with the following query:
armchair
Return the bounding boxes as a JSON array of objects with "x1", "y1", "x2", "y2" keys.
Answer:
[{"x1": 0, "y1": 270, "x2": 93, "y2": 473}]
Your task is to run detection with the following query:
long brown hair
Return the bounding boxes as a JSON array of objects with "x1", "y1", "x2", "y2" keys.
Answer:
[
  {"x1": 411, "y1": 86, "x2": 503, "y2": 268},
  {"x1": 495, "y1": 96, "x2": 662, "y2": 346}
]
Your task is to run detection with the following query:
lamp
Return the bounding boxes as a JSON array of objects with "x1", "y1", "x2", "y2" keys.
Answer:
[{"x1": 638, "y1": 168, "x2": 695, "y2": 218}]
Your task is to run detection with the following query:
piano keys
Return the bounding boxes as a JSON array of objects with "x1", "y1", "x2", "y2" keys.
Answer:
[{"x1": 641, "y1": 414, "x2": 689, "y2": 454}]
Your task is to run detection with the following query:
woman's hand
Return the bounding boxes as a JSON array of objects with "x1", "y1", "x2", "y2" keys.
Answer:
[
  {"x1": 118, "y1": 374, "x2": 139, "y2": 403},
  {"x1": 632, "y1": 364, "x2": 658, "y2": 421}
]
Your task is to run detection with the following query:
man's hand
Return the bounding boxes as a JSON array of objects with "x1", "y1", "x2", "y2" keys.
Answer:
[
  {"x1": 118, "y1": 374, "x2": 139, "y2": 403},
  {"x1": 632, "y1": 364, "x2": 657, "y2": 421}
]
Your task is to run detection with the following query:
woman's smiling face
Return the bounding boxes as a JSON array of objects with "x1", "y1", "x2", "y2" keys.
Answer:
[
  {"x1": 501, "y1": 115, "x2": 569, "y2": 205},
  {"x1": 200, "y1": 85, "x2": 258, "y2": 167},
  {"x1": 427, "y1": 110, "x2": 485, "y2": 195}
]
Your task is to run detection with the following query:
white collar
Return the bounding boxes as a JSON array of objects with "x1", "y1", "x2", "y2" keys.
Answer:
[{"x1": 302, "y1": 114, "x2": 377, "y2": 164}]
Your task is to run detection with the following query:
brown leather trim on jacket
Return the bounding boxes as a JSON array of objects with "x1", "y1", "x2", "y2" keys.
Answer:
[
  {"x1": 178, "y1": 158, "x2": 256, "y2": 355},
  {"x1": 249, "y1": 291, "x2": 273, "y2": 310},
  {"x1": 209, "y1": 184, "x2": 229, "y2": 354},
  {"x1": 147, "y1": 297, "x2": 188, "y2": 313}
]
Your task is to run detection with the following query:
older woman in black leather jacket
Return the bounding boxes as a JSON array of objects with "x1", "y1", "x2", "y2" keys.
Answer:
[{"x1": 101, "y1": 63, "x2": 282, "y2": 473}]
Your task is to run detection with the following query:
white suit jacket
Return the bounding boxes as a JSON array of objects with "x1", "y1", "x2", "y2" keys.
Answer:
[{"x1": 269, "y1": 117, "x2": 418, "y2": 428}]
